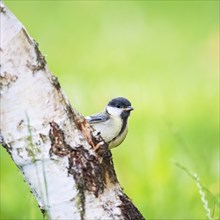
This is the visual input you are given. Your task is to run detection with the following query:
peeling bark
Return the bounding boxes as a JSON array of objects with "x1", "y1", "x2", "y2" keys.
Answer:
[{"x1": 0, "y1": 2, "x2": 145, "y2": 220}]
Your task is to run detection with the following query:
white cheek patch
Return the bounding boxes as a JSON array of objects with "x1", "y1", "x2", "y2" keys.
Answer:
[{"x1": 106, "y1": 106, "x2": 122, "y2": 117}]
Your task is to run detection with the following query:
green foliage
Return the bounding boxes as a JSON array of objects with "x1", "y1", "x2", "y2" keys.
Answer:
[{"x1": 1, "y1": 1, "x2": 219, "y2": 219}]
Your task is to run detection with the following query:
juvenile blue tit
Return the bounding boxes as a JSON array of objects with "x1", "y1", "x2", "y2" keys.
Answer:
[{"x1": 86, "y1": 97, "x2": 134, "y2": 149}]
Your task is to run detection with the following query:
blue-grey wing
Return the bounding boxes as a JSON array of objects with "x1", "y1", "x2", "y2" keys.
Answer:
[{"x1": 86, "y1": 112, "x2": 109, "y2": 124}]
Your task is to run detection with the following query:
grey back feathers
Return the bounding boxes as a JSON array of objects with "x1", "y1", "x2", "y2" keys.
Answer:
[{"x1": 86, "y1": 112, "x2": 110, "y2": 124}]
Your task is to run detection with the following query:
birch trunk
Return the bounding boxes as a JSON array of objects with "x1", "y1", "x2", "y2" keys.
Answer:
[{"x1": 0, "y1": 2, "x2": 145, "y2": 220}]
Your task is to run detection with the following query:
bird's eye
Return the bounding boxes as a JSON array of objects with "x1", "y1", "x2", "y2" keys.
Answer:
[{"x1": 116, "y1": 104, "x2": 121, "y2": 108}]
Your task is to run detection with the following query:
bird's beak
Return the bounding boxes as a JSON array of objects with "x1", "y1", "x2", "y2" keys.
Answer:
[{"x1": 124, "y1": 106, "x2": 134, "y2": 112}]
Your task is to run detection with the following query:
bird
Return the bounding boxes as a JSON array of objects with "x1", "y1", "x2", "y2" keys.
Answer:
[{"x1": 86, "y1": 97, "x2": 134, "y2": 149}]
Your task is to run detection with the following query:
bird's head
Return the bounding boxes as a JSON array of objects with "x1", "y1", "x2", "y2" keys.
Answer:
[{"x1": 106, "y1": 97, "x2": 134, "y2": 119}]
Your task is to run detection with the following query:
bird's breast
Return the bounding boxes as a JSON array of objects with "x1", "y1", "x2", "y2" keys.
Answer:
[{"x1": 92, "y1": 116, "x2": 124, "y2": 145}]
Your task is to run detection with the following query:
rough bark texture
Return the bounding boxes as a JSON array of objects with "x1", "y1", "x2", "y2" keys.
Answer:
[{"x1": 0, "y1": 2, "x2": 145, "y2": 220}]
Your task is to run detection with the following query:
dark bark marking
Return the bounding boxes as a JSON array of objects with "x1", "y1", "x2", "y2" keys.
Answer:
[
  {"x1": 51, "y1": 75, "x2": 61, "y2": 90},
  {"x1": 68, "y1": 146, "x2": 105, "y2": 220},
  {"x1": 0, "y1": 72, "x2": 18, "y2": 91},
  {"x1": 68, "y1": 146, "x2": 105, "y2": 197},
  {"x1": 0, "y1": 4, "x2": 6, "y2": 13},
  {"x1": 39, "y1": 133, "x2": 48, "y2": 144},
  {"x1": 49, "y1": 121, "x2": 72, "y2": 157},
  {"x1": 26, "y1": 40, "x2": 46, "y2": 73},
  {"x1": 17, "y1": 119, "x2": 24, "y2": 130},
  {"x1": 119, "y1": 193, "x2": 145, "y2": 220},
  {"x1": 0, "y1": 134, "x2": 12, "y2": 155},
  {"x1": 101, "y1": 154, "x2": 118, "y2": 186}
]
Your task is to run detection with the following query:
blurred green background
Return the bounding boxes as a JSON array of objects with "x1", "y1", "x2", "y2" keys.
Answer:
[{"x1": 1, "y1": 1, "x2": 219, "y2": 219}]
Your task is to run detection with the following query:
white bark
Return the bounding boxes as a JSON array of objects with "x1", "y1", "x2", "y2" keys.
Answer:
[{"x1": 0, "y1": 2, "x2": 144, "y2": 220}]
